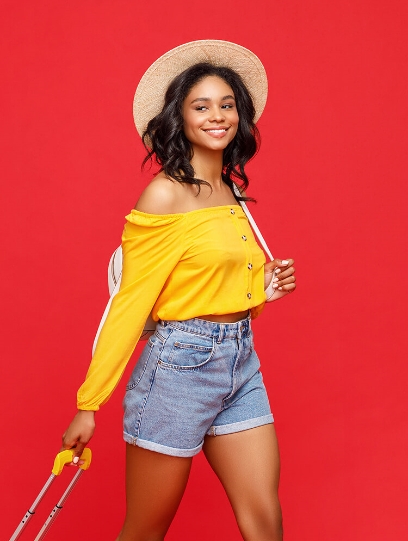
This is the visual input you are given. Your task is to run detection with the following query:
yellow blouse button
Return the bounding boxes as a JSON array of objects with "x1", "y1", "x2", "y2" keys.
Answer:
[
  {"x1": 230, "y1": 209, "x2": 235, "y2": 214},
  {"x1": 242, "y1": 235, "x2": 247, "y2": 241},
  {"x1": 248, "y1": 263, "x2": 253, "y2": 270},
  {"x1": 247, "y1": 293, "x2": 252, "y2": 299}
]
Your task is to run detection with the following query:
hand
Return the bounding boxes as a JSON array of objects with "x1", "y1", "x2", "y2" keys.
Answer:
[
  {"x1": 264, "y1": 258, "x2": 296, "y2": 302},
  {"x1": 61, "y1": 410, "x2": 96, "y2": 465}
]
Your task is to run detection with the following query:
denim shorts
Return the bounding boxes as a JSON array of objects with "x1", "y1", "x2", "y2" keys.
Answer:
[{"x1": 123, "y1": 316, "x2": 273, "y2": 457}]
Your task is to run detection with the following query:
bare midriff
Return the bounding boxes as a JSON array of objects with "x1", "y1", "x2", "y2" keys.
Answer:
[{"x1": 196, "y1": 310, "x2": 249, "y2": 323}]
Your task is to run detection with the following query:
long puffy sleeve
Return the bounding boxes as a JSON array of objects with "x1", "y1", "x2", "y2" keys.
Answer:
[{"x1": 77, "y1": 210, "x2": 186, "y2": 410}]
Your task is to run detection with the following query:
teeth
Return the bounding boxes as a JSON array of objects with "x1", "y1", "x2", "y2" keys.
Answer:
[{"x1": 205, "y1": 129, "x2": 226, "y2": 133}]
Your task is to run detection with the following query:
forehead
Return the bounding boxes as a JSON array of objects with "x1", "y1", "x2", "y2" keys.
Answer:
[{"x1": 186, "y1": 76, "x2": 234, "y2": 98}]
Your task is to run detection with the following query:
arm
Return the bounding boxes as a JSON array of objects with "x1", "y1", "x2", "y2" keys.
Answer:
[
  {"x1": 62, "y1": 183, "x2": 186, "y2": 459},
  {"x1": 77, "y1": 214, "x2": 186, "y2": 410}
]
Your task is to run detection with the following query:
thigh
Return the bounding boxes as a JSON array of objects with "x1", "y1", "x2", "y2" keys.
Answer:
[
  {"x1": 119, "y1": 444, "x2": 192, "y2": 541},
  {"x1": 203, "y1": 424, "x2": 282, "y2": 541}
]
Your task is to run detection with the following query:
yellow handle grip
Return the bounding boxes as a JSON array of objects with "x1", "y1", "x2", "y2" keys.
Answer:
[{"x1": 52, "y1": 448, "x2": 92, "y2": 475}]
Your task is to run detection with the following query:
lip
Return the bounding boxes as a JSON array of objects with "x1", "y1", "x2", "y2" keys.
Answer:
[{"x1": 202, "y1": 127, "x2": 229, "y2": 138}]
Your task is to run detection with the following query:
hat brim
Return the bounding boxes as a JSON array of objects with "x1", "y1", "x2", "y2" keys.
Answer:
[{"x1": 133, "y1": 40, "x2": 268, "y2": 139}]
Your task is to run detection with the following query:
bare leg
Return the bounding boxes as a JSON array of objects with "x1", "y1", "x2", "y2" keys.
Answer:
[
  {"x1": 203, "y1": 424, "x2": 283, "y2": 541},
  {"x1": 116, "y1": 444, "x2": 192, "y2": 541}
]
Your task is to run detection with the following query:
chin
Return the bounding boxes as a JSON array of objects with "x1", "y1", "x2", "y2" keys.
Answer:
[{"x1": 200, "y1": 136, "x2": 235, "y2": 151}]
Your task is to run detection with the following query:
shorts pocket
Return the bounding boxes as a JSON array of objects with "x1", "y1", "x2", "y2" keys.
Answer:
[
  {"x1": 125, "y1": 340, "x2": 155, "y2": 391},
  {"x1": 159, "y1": 332, "x2": 215, "y2": 370}
]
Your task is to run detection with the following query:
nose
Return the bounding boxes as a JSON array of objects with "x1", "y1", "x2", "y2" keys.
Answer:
[{"x1": 209, "y1": 107, "x2": 225, "y2": 122}]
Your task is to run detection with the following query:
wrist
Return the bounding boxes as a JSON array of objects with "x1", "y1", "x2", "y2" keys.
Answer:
[{"x1": 77, "y1": 409, "x2": 96, "y2": 417}]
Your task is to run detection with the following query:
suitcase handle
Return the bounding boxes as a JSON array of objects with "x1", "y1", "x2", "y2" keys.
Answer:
[
  {"x1": 9, "y1": 448, "x2": 92, "y2": 541},
  {"x1": 52, "y1": 448, "x2": 92, "y2": 475}
]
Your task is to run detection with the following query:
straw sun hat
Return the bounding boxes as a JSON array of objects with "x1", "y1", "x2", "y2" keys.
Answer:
[{"x1": 133, "y1": 39, "x2": 268, "y2": 139}]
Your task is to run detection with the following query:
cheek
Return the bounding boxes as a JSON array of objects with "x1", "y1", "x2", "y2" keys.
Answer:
[
  {"x1": 182, "y1": 121, "x2": 194, "y2": 141},
  {"x1": 183, "y1": 115, "x2": 201, "y2": 140},
  {"x1": 228, "y1": 110, "x2": 239, "y2": 130},
  {"x1": 230, "y1": 114, "x2": 239, "y2": 136}
]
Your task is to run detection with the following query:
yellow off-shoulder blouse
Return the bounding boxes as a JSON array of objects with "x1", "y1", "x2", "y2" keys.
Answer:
[{"x1": 77, "y1": 205, "x2": 266, "y2": 411}]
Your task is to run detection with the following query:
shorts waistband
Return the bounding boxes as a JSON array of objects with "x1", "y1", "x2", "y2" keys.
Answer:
[{"x1": 160, "y1": 315, "x2": 252, "y2": 342}]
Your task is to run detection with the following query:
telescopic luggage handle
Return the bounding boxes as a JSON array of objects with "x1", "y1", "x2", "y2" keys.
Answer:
[{"x1": 9, "y1": 448, "x2": 92, "y2": 541}]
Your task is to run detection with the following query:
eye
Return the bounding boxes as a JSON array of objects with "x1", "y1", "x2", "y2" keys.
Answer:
[
  {"x1": 221, "y1": 103, "x2": 234, "y2": 109},
  {"x1": 195, "y1": 105, "x2": 208, "y2": 111}
]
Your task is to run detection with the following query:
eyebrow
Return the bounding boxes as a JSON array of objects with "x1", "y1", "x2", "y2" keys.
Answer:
[{"x1": 190, "y1": 95, "x2": 236, "y2": 104}]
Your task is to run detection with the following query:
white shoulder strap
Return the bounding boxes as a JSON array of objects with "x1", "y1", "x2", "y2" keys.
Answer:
[{"x1": 233, "y1": 184, "x2": 274, "y2": 261}]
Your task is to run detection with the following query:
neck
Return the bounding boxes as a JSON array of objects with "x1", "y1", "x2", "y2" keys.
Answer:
[{"x1": 190, "y1": 147, "x2": 224, "y2": 188}]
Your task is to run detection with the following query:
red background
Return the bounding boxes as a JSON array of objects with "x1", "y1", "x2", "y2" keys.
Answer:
[{"x1": 1, "y1": 1, "x2": 407, "y2": 540}]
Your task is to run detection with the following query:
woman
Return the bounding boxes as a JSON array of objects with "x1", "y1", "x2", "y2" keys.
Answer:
[{"x1": 62, "y1": 40, "x2": 296, "y2": 541}]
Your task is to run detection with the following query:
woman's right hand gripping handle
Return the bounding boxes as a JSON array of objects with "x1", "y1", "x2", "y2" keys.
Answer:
[{"x1": 61, "y1": 410, "x2": 96, "y2": 464}]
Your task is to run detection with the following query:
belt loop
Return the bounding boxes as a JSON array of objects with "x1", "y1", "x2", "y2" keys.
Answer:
[
  {"x1": 217, "y1": 324, "x2": 224, "y2": 344},
  {"x1": 243, "y1": 319, "x2": 248, "y2": 337},
  {"x1": 238, "y1": 320, "x2": 246, "y2": 340}
]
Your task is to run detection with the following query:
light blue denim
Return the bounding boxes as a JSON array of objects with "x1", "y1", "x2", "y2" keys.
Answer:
[{"x1": 123, "y1": 315, "x2": 273, "y2": 457}]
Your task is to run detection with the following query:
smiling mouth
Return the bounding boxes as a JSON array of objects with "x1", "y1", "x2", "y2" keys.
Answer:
[
  {"x1": 202, "y1": 128, "x2": 229, "y2": 137},
  {"x1": 203, "y1": 128, "x2": 228, "y2": 133}
]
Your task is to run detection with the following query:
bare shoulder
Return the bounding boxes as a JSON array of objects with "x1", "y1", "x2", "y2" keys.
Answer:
[{"x1": 134, "y1": 173, "x2": 183, "y2": 214}]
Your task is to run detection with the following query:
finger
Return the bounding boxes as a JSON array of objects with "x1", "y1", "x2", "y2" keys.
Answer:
[
  {"x1": 72, "y1": 442, "x2": 86, "y2": 464},
  {"x1": 61, "y1": 437, "x2": 75, "y2": 451},
  {"x1": 273, "y1": 266, "x2": 295, "y2": 281},
  {"x1": 273, "y1": 277, "x2": 296, "y2": 291},
  {"x1": 274, "y1": 259, "x2": 294, "y2": 274},
  {"x1": 61, "y1": 432, "x2": 82, "y2": 463},
  {"x1": 272, "y1": 273, "x2": 296, "y2": 288},
  {"x1": 278, "y1": 282, "x2": 296, "y2": 293},
  {"x1": 266, "y1": 259, "x2": 285, "y2": 272},
  {"x1": 280, "y1": 276, "x2": 296, "y2": 287}
]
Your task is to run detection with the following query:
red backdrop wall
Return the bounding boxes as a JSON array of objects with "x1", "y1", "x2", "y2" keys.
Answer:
[{"x1": 2, "y1": 1, "x2": 407, "y2": 540}]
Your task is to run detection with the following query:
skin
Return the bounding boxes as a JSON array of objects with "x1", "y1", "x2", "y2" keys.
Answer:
[{"x1": 62, "y1": 76, "x2": 295, "y2": 540}]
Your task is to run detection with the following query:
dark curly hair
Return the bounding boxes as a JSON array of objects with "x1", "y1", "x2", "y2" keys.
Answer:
[{"x1": 142, "y1": 62, "x2": 260, "y2": 199}]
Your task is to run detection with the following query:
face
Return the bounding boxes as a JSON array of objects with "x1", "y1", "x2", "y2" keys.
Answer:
[{"x1": 182, "y1": 76, "x2": 239, "y2": 152}]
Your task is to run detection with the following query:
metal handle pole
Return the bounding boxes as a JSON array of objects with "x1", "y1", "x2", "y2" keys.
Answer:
[
  {"x1": 9, "y1": 474, "x2": 56, "y2": 541},
  {"x1": 33, "y1": 469, "x2": 84, "y2": 541}
]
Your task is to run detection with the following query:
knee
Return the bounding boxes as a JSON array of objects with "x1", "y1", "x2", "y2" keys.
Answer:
[{"x1": 237, "y1": 500, "x2": 283, "y2": 541}]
